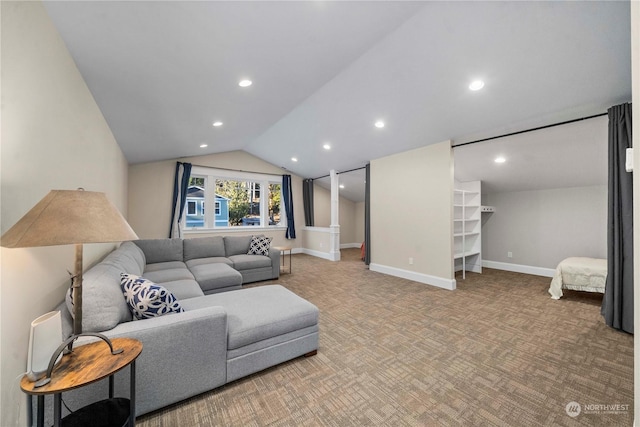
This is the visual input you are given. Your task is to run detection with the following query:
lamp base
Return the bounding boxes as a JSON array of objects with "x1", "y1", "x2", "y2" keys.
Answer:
[{"x1": 34, "y1": 333, "x2": 123, "y2": 388}]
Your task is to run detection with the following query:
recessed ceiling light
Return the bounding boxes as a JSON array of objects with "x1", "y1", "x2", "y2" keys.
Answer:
[
  {"x1": 238, "y1": 79, "x2": 252, "y2": 87},
  {"x1": 339, "y1": 184, "x2": 345, "y2": 189},
  {"x1": 200, "y1": 144, "x2": 208, "y2": 148},
  {"x1": 469, "y1": 80, "x2": 485, "y2": 91},
  {"x1": 291, "y1": 157, "x2": 298, "y2": 162},
  {"x1": 495, "y1": 156, "x2": 506, "y2": 163},
  {"x1": 323, "y1": 143, "x2": 331, "y2": 150},
  {"x1": 374, "y1": 121, "x2": 385, "y2": 128},
  {"x1": 212, "y1": 121, "x2": 223, "y2": 127}
]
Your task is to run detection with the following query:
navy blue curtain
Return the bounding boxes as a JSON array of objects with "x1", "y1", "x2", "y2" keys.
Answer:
[
  {"x1": 602, "y1": 103, "x2": 633, "y2": 333},
  {"x1": 169, "y1": 162, "x2": 192, "y2": 238},
  {"x1": 283, "y1": 174, "x2": 296, "y2": 239}
]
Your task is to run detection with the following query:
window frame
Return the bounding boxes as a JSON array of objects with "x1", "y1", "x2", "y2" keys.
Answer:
[{"x1": 184, "y1": 166, "x2": 286, "y2": 232}]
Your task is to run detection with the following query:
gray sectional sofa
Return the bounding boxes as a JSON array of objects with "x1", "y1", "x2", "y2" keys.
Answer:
[{"x1": 38, "y1": 235, "x2": 319, "y2": 423}]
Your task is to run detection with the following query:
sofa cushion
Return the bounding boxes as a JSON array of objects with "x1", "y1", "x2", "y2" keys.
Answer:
[
  {"x1": 224, "y1": 235, "x2": 252, "y2": 257},
  {"x1": 66, "y1": 261, "x2": 133, "y2": 332},
  {"x1": 142, "y1": 267, "x2": 195, "y2": 284},
  {"x1": 133, "y1": 238, "x2": 183, "y2": 264},
  {"x1": 189, "y1": 263, "x2": 243, "y2": 294},
  {"x1": 120, "y1": 274, "x2": 184, "y2": 319},
  {"x1": 185, "y1": 257, "x2": 232, "y2": 268},
  {"x1": 102, "y1": 241, "x2": 146, "y2": 276},
  {"x1": 180, "y1": 285, "x2": 319, "y2": 350},
  {"x1": 144, "y1": 261, "x2": 187, "y2": 272},
  {"x1": 159, "y1": 279, "x2": 205, "y2": 300},
  {"x1": 228, "y1": 254, "x2": 272, "y2": 270},
  {"x1": 248, "y1": 235, "x2": 272, "y2": 256},
  {"x1": 184, "y1": 236, "x2": 226, "y2": 261}
]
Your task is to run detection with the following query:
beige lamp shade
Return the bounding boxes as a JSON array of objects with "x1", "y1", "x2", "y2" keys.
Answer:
[{"x1": 1, "y1": 189, "x2": 138, "y2": 248}]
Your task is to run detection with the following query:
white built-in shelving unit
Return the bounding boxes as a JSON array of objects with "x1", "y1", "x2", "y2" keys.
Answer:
[{"x1": 453, "y1": 181, "x2": 482, "y2": 279}]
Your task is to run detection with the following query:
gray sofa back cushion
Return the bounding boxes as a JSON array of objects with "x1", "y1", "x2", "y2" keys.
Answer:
[
  {"x1": 134, "y1": 238, "x2": 183, "y2": 264},
  {"x1": 102, "y1": 241, "x2": 146, "y2": 275},
  {"x1": 224, "y1": 235, "x2": 252, "y2": 257},
  {"x1": 65, "y1": 242, "x2": 143, "y2": 332},
  {"x1": 184, "y1": 236, "x2": 226, "y2": 261}
]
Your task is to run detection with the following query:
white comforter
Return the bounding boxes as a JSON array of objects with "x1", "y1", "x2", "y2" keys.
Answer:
[{"x1": 548, "y1": 257, "x2": 607, "y2": 300}]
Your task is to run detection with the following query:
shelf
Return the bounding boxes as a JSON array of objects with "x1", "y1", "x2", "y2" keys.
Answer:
[
  {"x1": 61, "y1": 398, "x2": 130, "y2": 427},
  {"x1": 453, "y1": 250, "x2": 480, "y2": 260},
  {"x1": 454, "y1": 232, "x2": 480, "y2": 238},
  {"x1": 453, "y1": 181, "x2": 483, "y2": 279}
]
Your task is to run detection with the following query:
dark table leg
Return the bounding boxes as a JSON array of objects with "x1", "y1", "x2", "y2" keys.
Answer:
[
  {"x1": 130, "y1": 361, "x2": 136, "y2": 427},
  {"x1": 53, "y1": 394, "x2": 61, "y2": 427},
  {"x1": 37, "y1": 395, "x2": 44, "y2": 427}
]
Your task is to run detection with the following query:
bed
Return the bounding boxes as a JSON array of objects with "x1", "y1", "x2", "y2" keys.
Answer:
[{"x1": 548, "y1": 257, "x2": 607, "y2": 300}]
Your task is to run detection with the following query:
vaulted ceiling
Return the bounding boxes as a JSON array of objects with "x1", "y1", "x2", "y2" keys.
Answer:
[{"x1": 44, "y1": 1, "x2": 631, "y2": 201}]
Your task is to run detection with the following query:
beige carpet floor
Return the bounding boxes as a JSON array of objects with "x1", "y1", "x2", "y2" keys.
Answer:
[{"x1": 136, "y1": 249, "x2": 633, "y2": 426}]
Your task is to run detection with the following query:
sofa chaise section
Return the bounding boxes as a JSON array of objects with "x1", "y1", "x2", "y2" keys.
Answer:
[{"x1": 181, "y1": 285, "x2": 319, "y2": 382}]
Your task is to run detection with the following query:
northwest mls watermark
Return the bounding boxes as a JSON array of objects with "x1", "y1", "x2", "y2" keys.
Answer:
[{"x1": 565, "y1": 401, "x2": 630, "y2": 418}]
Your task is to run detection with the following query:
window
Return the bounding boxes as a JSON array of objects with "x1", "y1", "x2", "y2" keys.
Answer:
[
  {"x1": 183, "y1": 167, "x2": 284, "y2": 230},
  {"x1": 187, "y1": 200, "x2": 196, "y2": 215},
  {"x1": 268, "y1": 183, "x2": 281, "y2": 225}
]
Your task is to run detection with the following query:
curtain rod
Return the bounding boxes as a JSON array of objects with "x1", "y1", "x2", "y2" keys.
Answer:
[
  {"x1": 311, "y1": 166, "x2": 367, "y2": 181},
  {"x1": 451, "y1": 112, "x2": 607, "y2": 148},
  {"x1": 188, "y1": 163, "x2": 286, "y2": 176}
]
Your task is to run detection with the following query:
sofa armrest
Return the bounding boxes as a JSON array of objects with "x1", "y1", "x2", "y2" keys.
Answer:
[
  {"x1": 44, "y1": 307, "x2": 229, "y2": 421},
  {"x1": 104, "y1": 307, "x2": 228, "y2": 415},
  {"x1": 269, "y1": 247, "x2": 281, "y2": 279}
]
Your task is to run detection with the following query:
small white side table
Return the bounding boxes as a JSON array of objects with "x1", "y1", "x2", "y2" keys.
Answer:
[{"x1": 272, "y1": 246, "x2": 292, "y2": 274}]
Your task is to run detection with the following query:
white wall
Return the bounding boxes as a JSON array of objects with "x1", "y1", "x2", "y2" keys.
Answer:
[
  {"x1": 1, "y1": 2, "x2": 130, "y2": 425},
  {"x1": 482, "y1": 186, "x2": 607, "y2": 272},
  {"x1": 313, "y1": 184, "x2": 331, "y2": 227},
  {"x1": 310, "y1": 182, "x2": 359, "y2": 245},
  {"x1": 339, "y1": 197, "x2": 356, "y2": 245},
  {"x1": 370, "y1": 141, "x2": 455, "y2": 289},
  {"x1": 354, "y1": 202, "x2": 365, "y2": 244}
]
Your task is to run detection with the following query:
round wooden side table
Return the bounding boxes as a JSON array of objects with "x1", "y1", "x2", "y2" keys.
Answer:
[{"x1": 21, "y1": 337, "x2": 143, "y2": 427}]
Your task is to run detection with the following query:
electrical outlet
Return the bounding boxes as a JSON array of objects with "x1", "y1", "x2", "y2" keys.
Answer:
[
  {"x1": 409, "y1": 257, "x2": 414, "y2": 265},
  {"x1": 507, "y1": 251, "x2": 513, "y2": 258},
  {"x1": 320, "y1": 242, "x2": 324, "y2": 248}
]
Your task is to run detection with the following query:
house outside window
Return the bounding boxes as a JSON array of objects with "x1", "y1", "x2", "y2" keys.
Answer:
[
  {"x1": 187, "y1": 200, "x2": 196, "y2": 216},
  {"x1": 183, "y1": 167, "x2": 284, "y2": 230}
]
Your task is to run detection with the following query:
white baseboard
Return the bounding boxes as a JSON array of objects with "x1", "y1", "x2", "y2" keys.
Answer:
[
  {"x1": 369, "y1": 263, "x2": 456, "y2": 290},
  {"x1": 340, "y1": 243, "x2": 361, "y2": 249},
  {"x1": 482, "y1": 260, "x2": 555, "y2": 278},
  {"x1": 302, "y1": 248, "x2": 339, "y2": 261}
]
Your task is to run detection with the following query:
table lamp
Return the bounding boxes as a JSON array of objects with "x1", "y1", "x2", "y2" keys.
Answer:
[{"x1": 1, "y1": 189, "x2": 139, "y2": 385}]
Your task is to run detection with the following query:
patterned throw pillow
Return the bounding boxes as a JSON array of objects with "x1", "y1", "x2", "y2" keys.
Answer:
[
  {"x1": 120, "y1": 273, "x2": 184, "y2": 320},
  {"x1": 248, "y1": 235, "x2": 272, "y2": 256}
]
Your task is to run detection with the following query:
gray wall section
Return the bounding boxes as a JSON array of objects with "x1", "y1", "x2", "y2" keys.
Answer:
[{"x1": 482, "y1": 185, "x2": 607, "y2": 269}]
